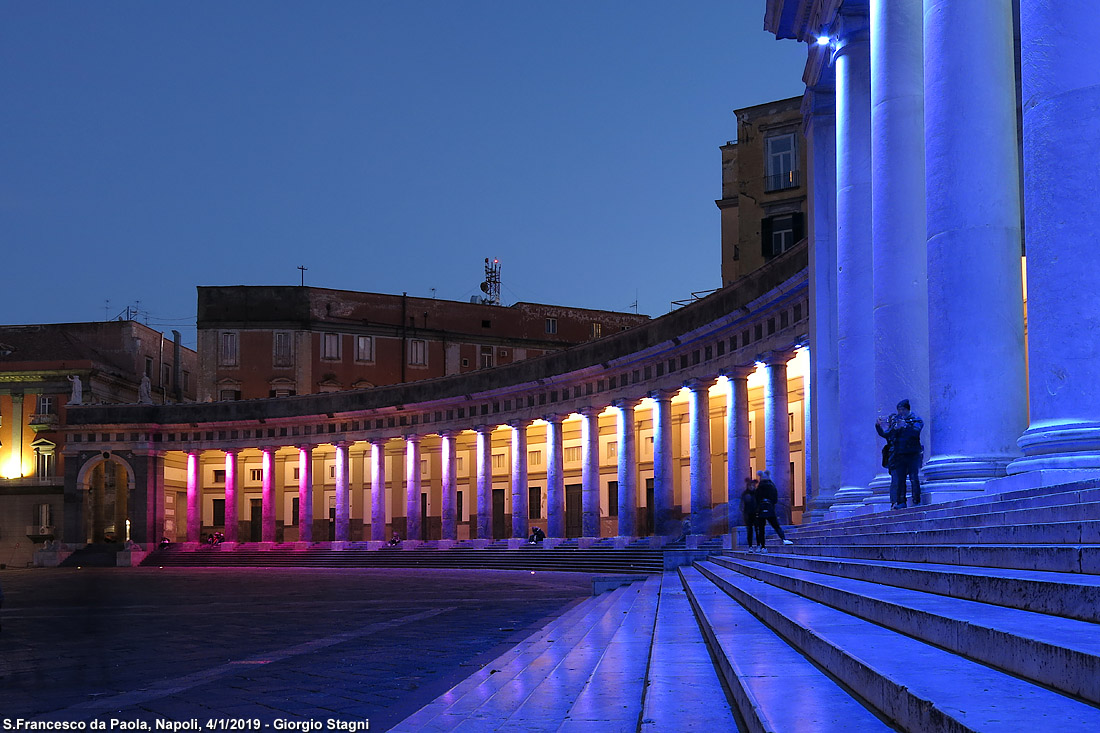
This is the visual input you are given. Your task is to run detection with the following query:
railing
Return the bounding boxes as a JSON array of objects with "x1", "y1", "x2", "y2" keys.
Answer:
[
  {"x1": 29, "y1": 412, "x2": 59, "y2": 429},
  {"x1": 764, "y1": 169, "x2": 801, "y2": 192}
]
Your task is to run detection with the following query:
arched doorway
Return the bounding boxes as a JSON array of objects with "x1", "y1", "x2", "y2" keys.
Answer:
[{"x1": 77, "y1": 453, "x2": 136, "y2": 544}]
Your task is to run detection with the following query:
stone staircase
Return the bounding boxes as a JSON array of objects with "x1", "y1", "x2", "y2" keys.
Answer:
[{"x1": 389, "y1": 480, "x2": 1100, "y2": 732}]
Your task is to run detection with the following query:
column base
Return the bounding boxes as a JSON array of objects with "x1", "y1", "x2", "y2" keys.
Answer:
[
  {"x1": 826, "y1": 485, "x2": 875, "y2": 518},
  {"x1": 867, "y1": 470, "x2": 892, "y2": 497},
  {"x1": 920, "y1": 454, "x2": 1015, "y2": 494},
  {"x1": 1009, "y1": 421, "x2": 1100, "y2": 473},
  {"x1": 985, "y1": 469, "x2": 1100, "y2": 495}
]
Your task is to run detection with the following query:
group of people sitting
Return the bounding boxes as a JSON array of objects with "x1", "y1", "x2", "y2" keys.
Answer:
[{"x1": 739, "y1": 469, "x2": 794, "y2": 552}]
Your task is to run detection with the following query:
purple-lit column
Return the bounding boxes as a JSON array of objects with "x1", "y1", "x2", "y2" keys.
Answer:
[
  {"x1": 687, "y1": 379, "x2": 713, "y2": 535},
  {"x1": 510, "y1": 421, "x2": 530, "y2": 539},
  {"x1": 1009, "y1": 1, "x2": 1100, "y2": 475},
  {"x1": 579, "y1": 406, "x2": 601, "y2": 537},
  {"x1": 475, "y1": 426, "x2": 492, "y2": 540},
  {"x1": 370, "y1": 439, "x2": 387, "y2": 541},
  {"x1": 545, "y1": 414, "x2": 565, "y2": 538},
  {"x1": 440, "y1": 431, "x2": 458, "y2": 540},
  {"x1": 923, "y1": 0, "x2": 1026, "y2": 492},
  {"x1": 614, "y1": 399, "x2": 638, "y2": 538},
  {"x1": 223, "y1": 450, "x2": 239, "y2": 543},
  {"x1": 764, "y1": 351, "x2": 795, "y2": 523},
  {"x1": 261, "y1": 447, "x2": 276, "y2": 542},
  {"x1": 297, "y1": 445, "x2": 313, "y2": 542},
  {"x1": 334, "y1": 442, "x2": 350, "y2": 542},
  {"x1": 186, "y1": 451, "x2": 200, "y2": 543},
  {"x1": 725, "y1": 366, "x2": 753, "y2": 533},
  {"x1": 404, "y1": 435, "x2": 422, "y2": 541},
  {"x1": 650, "y1": 389, "x2": 676, "y2": 535}
]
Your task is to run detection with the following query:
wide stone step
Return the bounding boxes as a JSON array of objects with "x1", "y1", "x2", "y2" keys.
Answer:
[
  {"x1": 696, "y1": 559, "x2": 1100, "y2": 724},
  {"x1": 679, "y1": 565, "x2": 891, "y2": 732},
  {"x1": 755, "y1": 542, "x2": 1100, "y2": 574},
  {"x1": 788, "y1": 519, "x2": 1100, "y2": 546}
]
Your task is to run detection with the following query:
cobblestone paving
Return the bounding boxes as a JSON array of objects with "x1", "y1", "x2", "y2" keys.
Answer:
[{"x1": 0, "y1": 566, "x2": 595, "y2": 732}]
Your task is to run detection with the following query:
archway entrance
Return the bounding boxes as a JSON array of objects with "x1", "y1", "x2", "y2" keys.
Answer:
[{"x1": 79, "y1": 455, "x2": 134, "y2": 544}]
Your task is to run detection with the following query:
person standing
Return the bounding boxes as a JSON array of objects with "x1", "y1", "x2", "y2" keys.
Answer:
[
  {"x1": 739, "y1": 477, "x2": 759, "y2": 552},
  {"x1": 755, "y1": 470, "x2": 793, "y2": 550},
  {"x1": 876, "y1": 398, "x2": 925, "y2": 508}
]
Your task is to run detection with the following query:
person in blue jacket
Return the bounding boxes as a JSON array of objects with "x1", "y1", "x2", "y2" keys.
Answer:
[{"x1": 876, "y1": 398, "x2": 925, "y2": 508}]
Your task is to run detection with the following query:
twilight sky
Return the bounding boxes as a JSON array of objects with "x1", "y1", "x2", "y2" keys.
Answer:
[{"x1": 1, "y1": 1, "x2": 806, "y2": 347}]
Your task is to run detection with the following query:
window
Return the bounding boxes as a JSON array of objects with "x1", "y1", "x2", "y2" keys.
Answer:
[
  {"x1": 37, "y1": 395, "x2": 54, "y2": 414},
  {"x1": 250, "y1": 468, "x2": 262, "y2": 482},
  {"x1": 606, "y1": 442, "x2": 618, "y2": 460},
  {"x1": 789, "y1": 412, "x2": 795, "y2": 433},
  {"x1": 291, "y1": 497, "x2": 300, "y2": 526},
  {"x1": 274, "y1": 332, "x2": 293, "y2": 367},
  {"x1": 322, "y1": 333, "x2": 341, "y2": 360},
  {"x1": 182, "y1": 371, "x2": 190, "y2": 391},
  {"x1": 213, "y1": 469, "x2": 226, "y2": 484},
  {"x1": 564, "y1": 446, "x2": 582, "y2": 463},
  {"x1": 355, "y1": 335, "x2": 374, "y2": 362},
  {"x1": 456, "y1": 456, "x2": 464, "y2": 473},
  {"x1": 145, "y1": 356, "x2": 153, "y2": 378},
  {"x1": 591, "y1": 322, "x2": 602, "y2": 339},
  {"x1": 219, "y1": 332, "x2": 239, "y2": 366},
  {"x1": 33, "y1": 503, "x2": 52, "y2": 529},
  {"x1": 212, "y1": 499, "x2": 225, "y2": 526},
  {"x1": 36, "y1": 450, "x2": 54, "y2": 478},
  {"x1": 529, "y1": 487, "x2": 542, "y2": 519},
  {"x1": 219, "y1": 388, "x2": 241, "y2": 401},
  {"x1": 480, "y1": 345, "x2": 494, "y2": 369},
  {"x1": 409, "y1": 339, "x2": 427, "y2": 366},
  {"x1": 329, "y1": 464, "x2": 336, "y2": 479},
  {"x1": 545, "y1": 318, "x2": 558, "y2": 334},
  {"x1": 761, "y1": 213, "x2": 804, "y2": 259},
  {"x1": 608, "y1": 481, "x2": 618, "y2": 516},
  {"x1": 492, "y1": 453, "x2": 506, "y2": 470},
  {"x1": 163, "y1": 364, "x2": 171, "y2": 386},
  {"x1": 293, "y1": 467, "x2": 300, "y2": 480},
  {"x1": 528, "y1": 450, "x2": 542, "y2": 467},
  {"x1": 457, "y1": 491, "x2": 464, "y2": 522},
  {"x1": 765, "y1": 133, "x2": 799, "y2": 191}
]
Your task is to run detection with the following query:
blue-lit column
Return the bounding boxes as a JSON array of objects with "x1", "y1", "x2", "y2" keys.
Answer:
[
  {"x1": 650, "y1": 389, "x2": 676, "y2": 535},
  {"x1": 475, "y1": 426, "x2": 493, "y2": 540},
  {"x1": 296, "y1": 445, "x2": 313, "y2": 542},
  {"x1": 1009, "y1": 1, "x2": 1100, "y2": 476},
  {"x1": 334, "y1": 442, "x2": 350, "y2": 542},
  {"x1": 404, "y1": 435, "x2": 421, "y2": 541},
  {"x1": 764, "y1": 351, "x2": 795, "y2": 523},
  {"x1": 579, "y1": 406, "x2": 601, "y2": 537},
  {"x1": 261, "y1": 447, "x2": 276, "y2": 542},
  {"x1": 725, "y1": 366, "x2": 753, "y2": 532},
  {"x1": 186, "y1": 451, "x2": 201, "y2": 543},
  {"x1": 869, "y1": 0, "x2": 929, "y2": 504},
  {"x1": 615, "y1": 399, "x2": 638, "y2": 537},
  {"x1": 830, "y1": 10, "x2": 877, "y2": 513},
  {"x1": 223, "y1": 450, "x2": 239, "y2": 543},
  {"x1": 440, "y1": 431, "x2": 458, "y2": 540},
  {"x1": 545, "y1": 414, "x2": 565, "y2": 538},
  {"x1": 369, "y1": 439, "x2": 387, "y2": 541},
  {"x1": 510, "y1": 421, "x2": 530, "y2": 539},
  {"x1": 923, "y1": 0, "x2": 1026, "y2": 493},
  {"x1": 687, "y1": 379, "x2": 713, "y2": 535}
]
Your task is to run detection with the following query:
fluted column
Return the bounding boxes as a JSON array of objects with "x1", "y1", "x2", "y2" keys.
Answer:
[
  {"x1": 440, "y1": 431, "x2": 458, "y2": 540},
  {"x1": 545, "y1": 414, "x2": 565, "y2": 538},
  {"x1": 650, "y1": 389, "x2": 676, "y2": 535},
  {"x1": 687, "y1": 379, "x2": 713, "y2": 535},
  {"x1": 333, "y1": 442, "x2": 350, "y2": 541},
  {"x1": 614, "y1": 399, "x2": 639, "y2": 537},
  {"x1": 923, "y1": 0, "x2": 1026, "y2": 492},
  {"x1": 370, "y1": 439, "x2": 387, "y2": 541},
  {"x1": 261, "y1": 447, "x2": 276, "y2": 542},
  {"x1": 186, "y1": 451, "x2": 200, "y2": 543},
  {"x1": 831, "y1": 10, "x2": 878, "y2": 511},
  {"x1": 725, "y1": 366, "x2": 753, "y2": 533},
  {"x1": 1009, "y1": 1, "x2": 1100, "y2": 475},
  {"x1": 297, "y1": 445, "x2": 313, "y2": 542},
  {"x1": 764, "y1": 351, "x2": 795, "y2": 523},
  {"x1": 579, "y1": 406, "x2": 601, "y2": 537},
  {"x1": 221, "y1": 450, "x2": 238, "y2": 543},
  {"x1": 509, "y1": 421, "x2": 530, "y2": 539},
  {"x1": 475, "y1": 426, "x2": 493, "y2": 540},
  {"x1": 870, "y1": 0, "x2": 929, "y2": 502}
]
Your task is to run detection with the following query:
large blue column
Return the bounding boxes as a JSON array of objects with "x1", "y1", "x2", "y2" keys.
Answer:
[
  {"x1": 369, "y1": 439, "x2": 387, "y2": 541},
  {"x1": 650, "y1": 389, "x2": 676, "y2": 535},
  {"x1": 510, "y1": 421, "x2": 530, "y2": 539},
  {"x1": 545, "y1": 415, "x2": 565, "y2": 538},
  {"x1": 403, "y1": 435, "x2": 421, "y2": 541},
  {"x1": 579, "y1": 406, "x2": 601, "y2": 537},
  {"x1": 764, "y1": 351, "x2": 795, "y2": 524},
  {"x1": 725, "y1": 366, "x2": 753, "y2": 533},
  {"x1": 614, "y1": 399, "x2": 638, "y2": 538},
  {"x1": 440, "y1": 432, "x2": 458, "y2": 540},
  {"x1": 475, "y1": 426, "x2": 492, "y2": 540},
  {"x1": 687, "y1": 379, "x2": 713, "y2": 535}
]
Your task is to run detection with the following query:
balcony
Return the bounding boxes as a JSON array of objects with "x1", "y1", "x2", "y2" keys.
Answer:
[
  {"x1": 764, "y1": 169, "x2": 801, "y2": 193},
  {"x1": 26, "y1": 525, "x2": 56, "y2": 542},
  {"x1": 29, "y1": 412, "x2": 59, "y2": 431}
]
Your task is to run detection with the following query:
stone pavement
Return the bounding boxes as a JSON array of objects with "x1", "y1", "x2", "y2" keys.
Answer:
[{"x1": 0, "y1": 567, "x2": 596, "y2": 732}]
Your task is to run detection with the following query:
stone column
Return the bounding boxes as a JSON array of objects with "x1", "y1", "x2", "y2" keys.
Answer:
[
  {"x1": 923, "y1": 0, "x2": 1027, "y2": 492},
  {"x1": 296, "y1": 446, "x2": 313, "y2": 543},
  {"x1": 404, "y1": 435, "x2": 422, "y2": 541},
  {"x1": 804, "y1": 84, "x2": 841, "y2": 521},
  {"x1": 440, "y1": 431, "x2": 458, "y2": 540},
  {"x1": 509, "y1": 421, "x2": 530, "y2": 539},
  {"x1": 579, "y1": 406, "x2": 601, "y2": 537},
  {"x1": 650, "y1": 389, "x2": 676, "y2": 535},
  {"x1": 186, "y1": 451, "x2": 201, "y2": 543},
  {"x1": 725, "y1": 366, "x2": 753, "y2": 533},
  {"x1": 334, "y1": 442, "x2": 350, "y2": 541},
  {"x1": 261, "y1": 447, "x2": 276, "y2": 542},
  {"x1": 764, "y1": 351, "x2": 795, "y2": 523},
  {"x1": 475, "y1": 426, "x2": 492, "y2": 540},
  {"x1": 545, "y1": 414, "x2": 565, "y2": 538},
  {"x1": 614, "y1": 399, "x2": 639, "y2": 537},
  {"x1": 224, "y1": 450, "x2": 239, "y2": 543},
  {"x1": 687, "y1": 379, "x2": 713, "y2": 535},
  {"x1": 370, "y1": 439, "x2": 387, "y2": 541},
  {"x1": 1009, "y1": 1, "x2": 1100, "y2": 476},
  {"x1": 830, "y1": 10, "x2": 878, "y2": 512}
]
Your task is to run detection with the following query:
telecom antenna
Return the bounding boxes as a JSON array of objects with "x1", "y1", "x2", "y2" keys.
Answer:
[{"x1": 480, "y1": 258, "x2": 502, "y2": 306}]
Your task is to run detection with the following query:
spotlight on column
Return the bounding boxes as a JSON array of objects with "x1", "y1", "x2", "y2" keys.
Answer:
[{"x1": 816, "y1": 35, "x2": 830, "y2": 46}]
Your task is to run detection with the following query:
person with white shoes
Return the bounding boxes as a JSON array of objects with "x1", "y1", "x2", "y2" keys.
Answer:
[{"x1": 755, "y1": 470, "x2": 794, "y2": 550}]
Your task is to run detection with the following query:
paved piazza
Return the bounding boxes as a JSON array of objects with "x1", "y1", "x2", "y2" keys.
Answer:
[{"x1": 0, "y1": 567, "x2": 596, "y2": 732}]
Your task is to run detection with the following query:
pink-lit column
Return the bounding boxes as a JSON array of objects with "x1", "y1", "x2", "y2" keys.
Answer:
[
  {"x1": 334, "y1": 442, "x2": 350, "y2": 542},
  {"x1": 545, "y1": 414, "x2": 565, "y2": 538},
  {"x1": 579, "y1": 406, "x2": 601, "y2": 537},
  {"x1": 510, "y1": 421, "x2": 530, "y2": 539},
  {"x1": 440, "y1": 432, "x2": 458, "y2": 540},
  {"x1": 725, "y1": 366, "x2": 753, "y2": 533},
  {"x1": 475, "y1": 426, "x2": 493, "y2": 540},
  {"x1": 405, "y1": 435, "x2": 422, "y2": 541},
  {"x1": 650, "y1": 389, "x2": 676, "y2": 535},
  {"x1": 615, "y1": 399, "x2": 638, "y2": 538},
  {"x1": 186, "y1": 451, "x2": 201, "y2": 543},
  {"x1": 223, "y1": 450, "x2": 239, "y2": 543},
  {"x1": 297, "y1": 445, "x2": 313, "y2": 542},
  {"x1": 370, "y1": 439, "x2": 387, "y2": 541},
  {"x1": 687, "y1": 379, "x2": 713, "y2": 535},
  {"x1": 261, "y1": 447, "x2": 276, "y2": 543},
  {"x1": 764, "y1": 351, "x2": 795, "y2": 523}
]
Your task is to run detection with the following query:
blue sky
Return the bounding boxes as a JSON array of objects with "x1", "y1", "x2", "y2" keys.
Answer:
[{"x1": 1, "y1": 1, "x2": 806, "y2": 346}]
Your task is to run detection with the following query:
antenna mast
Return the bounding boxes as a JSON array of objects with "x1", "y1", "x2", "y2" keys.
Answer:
[{"x1": 480, "y1": 258, "x2": 501, "y2": 306}]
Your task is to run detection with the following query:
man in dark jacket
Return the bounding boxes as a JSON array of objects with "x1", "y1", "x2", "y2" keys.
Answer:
[
  {"x1": 876, "y1": 398, "x2": 924, "y2": 508},
  {"x1": 755, "y1": 470, "x2": 793, "y2": 550}
]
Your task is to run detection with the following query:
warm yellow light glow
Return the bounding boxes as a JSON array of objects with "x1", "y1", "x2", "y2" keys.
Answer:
[
  {"x1": 531, "y1": 419, "x2": 547, "y2": 427},
  {"x1": 1, "y1": 454, "x2": 26, "y2": 479},
  {"x1": 747, "y1": 363, "x2": 766, "y2": 389},
  {"x1": 638, "y1": 397, "x2": 655, "y2": 410}
]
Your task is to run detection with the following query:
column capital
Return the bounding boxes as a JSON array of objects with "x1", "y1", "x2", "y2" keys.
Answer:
[
  {"x1": 722, "y1": 364, "x2": 756, "y2": 380},
  {"x1": 368, "y1": 436, "x2": 389, "y2": 447},
  {"x1": 612, "y1": 397, "x2": 641, "y2": 411},
  {"x1": 576, "y1": 405, "x2": 601, "y2": 418},
  {"x1": 474, "y1": 424, "x2": 494, "y2": 435},
  {"x1": 222, "y1": 448, "x2": 239, "y2": 457},
  {"x1": 402, "y1": 434, "x2": 421, "y2": 444},
  {"x1": 506, "y1": 419, "x2": 532, "y2": 430},
  {"x1": 259, "y1": 445, "x2": 279, "y2": 454},
  {"x1": 761, "y1": 348, "x2": 797, "y2": 366},
  {"x1": 543, "y1": 413, "x2": 566, "y2": 425},
  {"x1": 187, "y1": 449, "x2": 202, "y2": 457},
  {"x1": 647, "y1": 388, "x2": 677, "y2": 403},
  {"x1": 683, "y1": 377, "x2": 715, "y2": 392}
]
